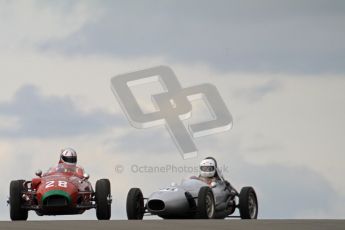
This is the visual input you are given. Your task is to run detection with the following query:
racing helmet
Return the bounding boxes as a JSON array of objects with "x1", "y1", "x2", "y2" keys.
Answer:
[
  {"x1": 200, "y1": 158, "x2": 216, "y2": 178},
  {"x1": 60, "y1": 148, "x2": 77, "y2": 165}
]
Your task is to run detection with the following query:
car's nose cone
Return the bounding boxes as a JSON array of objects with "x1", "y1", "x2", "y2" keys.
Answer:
[
  {"x1": 147, "y1": 199, "x2": 165, "y2": 211},
  {"x1": 147, "y1": 189, "x2": 191, "y2": 216},
  {"x1": 42, "y1": 190, "x2": 71, "y2": 207}
]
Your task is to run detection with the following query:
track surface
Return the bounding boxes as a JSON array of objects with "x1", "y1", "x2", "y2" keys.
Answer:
[{"x1": 0, "y1": 220, "x2": 344, "y2": 230}]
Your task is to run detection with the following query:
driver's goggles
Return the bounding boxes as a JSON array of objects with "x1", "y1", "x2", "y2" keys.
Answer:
[{"x1": 200, "y1": 166, "x2": 215, "y2": 172}]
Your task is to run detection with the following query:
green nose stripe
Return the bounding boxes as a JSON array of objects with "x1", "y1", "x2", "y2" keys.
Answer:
[{"x1": 42, "y1": 190, "x2": 72, "y2": 204}]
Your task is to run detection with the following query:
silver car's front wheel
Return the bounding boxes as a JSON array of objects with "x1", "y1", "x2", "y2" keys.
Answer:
[
  {"x1": 197, "y1": 186, "x2": 215, "y2": 219},
  {"x1": 126, "y1": 188, "x2": 145, "y2": 220},
  {"x1": 205, "y1": 193, "x2": 215, "y2": 218}
]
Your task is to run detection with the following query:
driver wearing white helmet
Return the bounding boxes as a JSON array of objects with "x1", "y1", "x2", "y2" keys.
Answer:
[
  {"x1": 198, "y1": 157, "x2": 220, "y2": 185},
  {"x1": 193, "y1": 156, "x2": 235, "y2": 193},
  {"x1": 57, "y1": 147, "x2": 85, "y2": 178},
  {"x1": 59, "y1": 147, "x2": 78, "y2": 165}
]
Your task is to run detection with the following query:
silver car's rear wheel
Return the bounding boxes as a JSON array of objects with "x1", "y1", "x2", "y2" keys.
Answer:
[
  {"x1": 248, "y1": 193, "x2": 257, "y2": 218},
  {"x1": 239, "y1": 186, "x2": 258, "y2": 219}
]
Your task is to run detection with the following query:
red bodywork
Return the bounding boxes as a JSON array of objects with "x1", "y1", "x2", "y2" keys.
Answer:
[{"x1": 22, "y1": 164, "x2": 95, "y2": 215}]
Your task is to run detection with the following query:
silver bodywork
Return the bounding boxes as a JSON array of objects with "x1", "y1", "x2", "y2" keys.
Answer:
[{"x1": 147, "y1": 178, "x2": 235, "y2": 219}]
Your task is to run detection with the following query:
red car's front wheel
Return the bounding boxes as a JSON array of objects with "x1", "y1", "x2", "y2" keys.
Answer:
[
  {"x1": 95, "y1": 179, "x2": 111, "y2": 220},
  {"x1": 9, "y1": 180, "x2": 28, "y2": 221}
]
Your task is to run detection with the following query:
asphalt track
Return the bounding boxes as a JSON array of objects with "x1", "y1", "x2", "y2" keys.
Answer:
[{"x1": 0, "y1": 220, "x2": 344, "y2": 230}]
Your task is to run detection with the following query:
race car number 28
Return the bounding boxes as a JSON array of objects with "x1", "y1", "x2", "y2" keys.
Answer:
[{"x1": 45, "y1": 181, "x2": 68, "y2": 188}]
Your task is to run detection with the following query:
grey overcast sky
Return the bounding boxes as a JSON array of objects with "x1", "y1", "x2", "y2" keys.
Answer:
[
  {"x1": 39, "y1": 0, "x2": 345, "y2": 73},
  {"x1": 0, "y1": 0, "x2": 345, "y2": 220}
]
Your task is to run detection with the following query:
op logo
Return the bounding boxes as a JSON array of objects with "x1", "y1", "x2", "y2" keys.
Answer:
[{"x1": 111, "y1": 66, "x2": 232, "y2": 159}]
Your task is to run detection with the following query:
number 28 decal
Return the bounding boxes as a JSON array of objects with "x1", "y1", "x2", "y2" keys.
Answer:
[{"x1": 45, "y1": 181, "x2": 68, "y2": 188}]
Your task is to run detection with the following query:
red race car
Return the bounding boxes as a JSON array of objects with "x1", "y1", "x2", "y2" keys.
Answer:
[{"x1": 8, "y1": 164, "x2": 112, "y2": 221}]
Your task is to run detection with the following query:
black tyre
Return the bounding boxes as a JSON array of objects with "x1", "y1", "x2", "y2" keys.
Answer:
[
  {"x1": 197, "y1": 186, "x2": 215, "y2": 219},
  {"x1": 9, "y1": 180, "x2": 28, "y2": 221},
  {"x1": 239, "y1": 186, "x2": 258, "y2": 219},
  {"x1": 95, "y1": 179, "x2": 111, "y2": 220},
  {"x1": 126, "y1": 188, "x2": 145, "y2": 220}
]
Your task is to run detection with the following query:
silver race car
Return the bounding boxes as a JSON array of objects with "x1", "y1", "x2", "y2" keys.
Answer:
[{"x1": 126, "y1": 160, "x2": 258, "y2": 219}]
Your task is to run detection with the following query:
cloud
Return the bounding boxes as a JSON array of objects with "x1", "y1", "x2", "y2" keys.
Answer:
[
  {"x1": 233, "y1": 79, "x2": 282, "y2": 103},
  {"x1": 0, "y1": 0, "x2": 99, "y2": 51},
  {"x1": 0, "y1": 85, "x2": 123, "y2": 138},
  {"x1": 108, "y1": 128, "x2": 175, "y2": 154},
  {"x1": 38, "y1": 0, "x2": 345, "y2": 73},
  {"x1": 232, "y1": 162, "x2": 340, "y2": 218}
]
